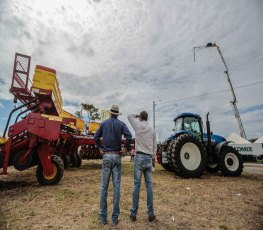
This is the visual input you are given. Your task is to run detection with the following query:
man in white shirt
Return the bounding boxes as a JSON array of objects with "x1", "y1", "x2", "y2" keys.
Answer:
[{"x1": 128, "y1": 111, "x2": 157, "y2": 222}]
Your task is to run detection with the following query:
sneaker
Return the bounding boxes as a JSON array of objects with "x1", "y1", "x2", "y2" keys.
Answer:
[
  {"x1": 130, "y1": 214, "x2": 137, "y2": 222},
  {"x1": 148, "y1": 214, "x2": 156, "y2": 222}
]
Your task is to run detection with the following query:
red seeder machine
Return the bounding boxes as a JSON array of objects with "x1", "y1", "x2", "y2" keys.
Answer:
[{"x1": 0, "y1": 53, "x2": 102, "y2": 185}]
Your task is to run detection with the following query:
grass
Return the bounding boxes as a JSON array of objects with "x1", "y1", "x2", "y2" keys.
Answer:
[
  {"x1": 219, "y1": 225, "x2": 231, "y2": 230},
  {"x1": 0, "y1": 158, "x2": 263, "y2": 230}
]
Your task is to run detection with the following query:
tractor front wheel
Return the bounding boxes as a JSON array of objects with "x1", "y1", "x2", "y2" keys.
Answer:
[
  {"x1": 218, "y1": 146, "x2": 243, "y2": 177},
  {"x1": 36, "y1": 155, "x2": 64, "y2": 185}
]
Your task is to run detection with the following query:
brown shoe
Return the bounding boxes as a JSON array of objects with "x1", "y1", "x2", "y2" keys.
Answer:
[
  {"x1": 148, "y1": 214, "x2": 156, "y2": 222},
  {"x1": 130, "y1": 214, "x2": 137, "y2": 222}
]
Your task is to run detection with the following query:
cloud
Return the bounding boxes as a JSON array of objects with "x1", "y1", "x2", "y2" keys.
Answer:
[{"x1": 0, "y1": 0, "x2": 263, "y2": 140}]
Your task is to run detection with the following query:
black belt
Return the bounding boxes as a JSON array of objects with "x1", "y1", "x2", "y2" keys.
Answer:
[
  {"x1": 136, "y1": 151, "x2": 151, "y2": 157},
  {"x1": 104, "y1": 150, "x2": 120, "y2": 154}
]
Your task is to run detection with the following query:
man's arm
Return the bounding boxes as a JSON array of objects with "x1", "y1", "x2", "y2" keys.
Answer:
[
  {"x1": 94, "y1": 124, "x2": 103, "y2": 149},
  {"x1": 122, "y1": 123, "x2": 132, "y2": 150},
  {"x1": 127, "y1": 113, "x2": 140, "y2": 131}
]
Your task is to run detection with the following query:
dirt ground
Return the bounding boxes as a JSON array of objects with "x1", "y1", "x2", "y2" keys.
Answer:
[{"x1": 0, "y1": 157, "x2": 263, "y2": 230}]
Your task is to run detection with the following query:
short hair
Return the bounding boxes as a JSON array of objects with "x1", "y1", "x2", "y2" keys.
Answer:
[{"x1": 140, "y1": 111, "x2": 148, "y2": 121}]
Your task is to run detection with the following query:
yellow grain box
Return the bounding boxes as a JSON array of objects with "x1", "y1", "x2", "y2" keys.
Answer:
[
  {"x1": 0, "y1": 137, "x2": 7, "y2": 144},
  {"x1": 32, "y1": 65, "x2": 63, "y2": 114},
  {"x1": 60, "y1": 110, "x2": 85, "y2": 133},
  {"x1": 88, "y1": 122, "x2": 100, "y2": 134}
]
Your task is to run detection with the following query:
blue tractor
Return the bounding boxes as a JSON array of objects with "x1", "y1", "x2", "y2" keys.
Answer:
[{"x1": 157, "y1": 112, "x2": 243, "y2": 178}]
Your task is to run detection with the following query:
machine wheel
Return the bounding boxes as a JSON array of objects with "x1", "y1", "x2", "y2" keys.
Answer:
[
  {"x1": 218, "y1": 146, "x2": 243, "y2": 177},
  {"x1": 69, "y1": 153, "x2": 77, "y2": 168},
  {"x1": 0, "y1": 152, "x2": 5, "y2": 169},
  {"x1": 206, "y1": 163, "x2": 219, "y2": 173},
  {"x1": 36, "y1": 155, "x2": 64, "y2": 185},
  {"x1": 75, "y1": 152, "x2": 82, "y2": 168},
  {"x1": 13, "y1": 150, "x2": 32, "y2": 171},
  {"x1": 62, "y1": 154, "x2": 70, "y2": 169},
  {"x1": 170, "y1": 134, "x2": 207, "y2": 178},
  {"x1": 69, "y1": 151, "x2": 82, "y2": 168}
]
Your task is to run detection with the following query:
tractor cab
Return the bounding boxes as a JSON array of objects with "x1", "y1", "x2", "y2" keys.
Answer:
[
  {"x1": 173, "y1": 113, "x2": 226, "y2": 145},
  {"x1": 173, "y1": 113, "x2": 203, "y2": 140}
]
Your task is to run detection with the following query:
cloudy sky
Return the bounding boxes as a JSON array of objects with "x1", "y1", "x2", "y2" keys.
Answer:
[{"x1": 0, "y1": 0, "x2": 262, "y2": 141}]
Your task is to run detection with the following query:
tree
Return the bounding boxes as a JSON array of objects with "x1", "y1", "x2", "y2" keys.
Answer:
[
  {"x1": 75, "y1": 111, "x2": 83, "y2": 118},
  {"x1": 81, "y1": 103, "x2": 100, "y2": 122}
]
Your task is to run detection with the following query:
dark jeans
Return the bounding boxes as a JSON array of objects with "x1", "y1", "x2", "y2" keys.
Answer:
[{"x1": 99, "y1": 153, "x2": 122, "y2": 224}]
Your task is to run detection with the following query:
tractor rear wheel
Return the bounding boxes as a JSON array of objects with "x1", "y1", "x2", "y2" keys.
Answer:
[
  {"x1": 218, "y1": 146, "x2": 243, "y2": 177},
  {"x1": 161, "y1": 163, "x2": 175, "y2": 172},
  {"x1": 170, "y1": 134, "x2": 207, "y2": 178},
  {"x1": 159, "y1": 145, "x2": 174, "y2": 172},
  {"x1": 36, "y1": 155, "x2": 64, "y2": 185},
  {"x1": 13, "y1": 150, "x2": 33, "y2": 171},
  {"x1": 165, "y1": 143, "x2": 175, "y2": 172}
]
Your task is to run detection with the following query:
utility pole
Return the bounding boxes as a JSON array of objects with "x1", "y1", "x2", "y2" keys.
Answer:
[
  {"x1": 193, "y1": 42, "x2": 247, "y2": 139},
  {"x1": 153, "y1": 101, "x2": 156, "y2": 129}
]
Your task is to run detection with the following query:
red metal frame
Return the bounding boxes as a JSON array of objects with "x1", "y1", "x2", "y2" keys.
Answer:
[
  {"x1": 37, "y1": 142, "x2": 54, "y2": 176},
  {"x1": 36, "y1": 65, "x2": 56, "y2": 74},
  {"x1": 19, "y1": 135, "x2": 37, "y2": 164},
  {"x1": 1, "y1": 139, "x2": 13, "y2": 174},
  {"x1": 9, "y1": 53, "x2": 34, "y2": 104}
]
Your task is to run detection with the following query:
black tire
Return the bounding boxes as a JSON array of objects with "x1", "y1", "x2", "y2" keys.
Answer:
[
  {"x1": 158, "y1": 144, "x2": 174, "y2": 172},
  {"x1": 62, "y1": 154, "x2": 70, "y2": 169},
  {"x1": 166, "y1": 143, "x2": 176, "y2": 172},
  {"x1": 0, "y1": 152, "x2": 5, "y2": 169},
  {"x1": 69, "y1": 152, "x2": 79, "y2": 168},
  {"x1": 206, "y1": 163, "x2": 219, "y2": 173},
  {"x1": 161, "y1": 163, "x2": 174, "y2": 172},
  {"x1": 168, "y1": 141, "x2": 183, "y2": 175},
  {"x1": 75, "y1": 152, "x2": 82, "y2": 168},
  {"x1": 36, "y1": 155, "x2": 64, "y2": 185},
  {"x1": 170, "y1": 134, "x2": 207, "y2": 178},
  {"x1": 13, "y1": 150, "x2": 32, "y2": 171},
  {"x1": 218, "y1": 146, "x2": 243, "y2": 177}
]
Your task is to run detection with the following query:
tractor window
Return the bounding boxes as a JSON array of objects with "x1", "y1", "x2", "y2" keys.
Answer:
[
  {"x1": 183, "y1": 117, "x2": 201, "y2": 136},
  {"x1": 174, "y1": 118, "x2": 183, "y2": 132}
]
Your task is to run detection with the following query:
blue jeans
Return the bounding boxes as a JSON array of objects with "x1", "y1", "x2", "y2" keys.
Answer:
[
  {"x1": 100, "y1": 153, "x2": 122, "y2": 224},
  {"x1": 131, "y1": 153, "x2": 154, "y2": 217}
]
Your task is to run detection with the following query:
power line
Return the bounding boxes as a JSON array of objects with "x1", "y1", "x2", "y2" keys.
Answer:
[
  {"x1": 156, "y1": 80, "x2": 263, "y2": 107},
  {"x1": 233, "y1": 81, "x2": 263, "y2": 89}
]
